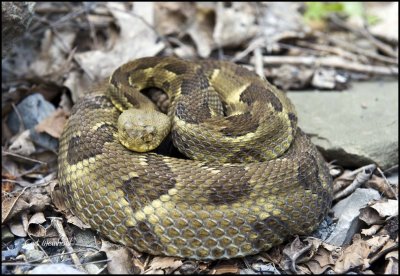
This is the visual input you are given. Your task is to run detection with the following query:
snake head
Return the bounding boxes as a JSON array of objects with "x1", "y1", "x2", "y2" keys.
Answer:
[{"x1": 117, "y1": 109, "x2": 171, "y2": 152}]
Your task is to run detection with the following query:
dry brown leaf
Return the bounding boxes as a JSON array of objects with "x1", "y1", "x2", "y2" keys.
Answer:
[
  {"x1": 35, "y1": 108, "x2": 69, "y2": 138},
  {"x1": 51, "y1": 189, "x2": 67, "y2": 212},
  {"x1": 2, "y1": 189, "x2": 25, "y2": 223},
  {"x1": 361, "y1": 225, "x2": 382, "y2": 236},
  {"x1": 29, "y1": 29, "x2": 76, "y2": 79},
  {"x1": 100, "y1": 240, "x2": 141, "y2": 274},
  {"x1": 2, "y1": 172, "x2": 16, "y2": 193},
  {"x1": 9, "y1": 220, "x2": 27, "y2": 237},
  {"x1": 9, "y1": 130, "x2": 36, "y2": 155},
  {"x1": 359, "y1": 205, "x2": 384, "y2": 225},
  {"x1": 333, "y1": 169, "x2": 355, "y2": 194},
  {"x1": 366, "y1": 175, "x2": 397, "y2": 199},
  {"x1": 213, "y1": 2, "x2": 258, "y2": 48},
  {"x1": 74, "y1": 2, "x2": 164, "y2": 83},
  {"x1": 154, "y1": 2, "x2": 195, "y2": 35},
  {"x1": 303, "y1": 238, "x2": 341, "y2": 274},
  {"x1": 334, "y1": 235, "x2": 371, "y2": 274},
  {"x1": 281, "y1": 236, "x2": 313, "y2": 273},
  {"x1": 4, "y1": 190, "x2": 51, "y2": 223},
  {"x1": 27, "y1": 211, "x2": 47, "y2": 237},
  {"x1": 21, "y1": 191, "x2": 52, "y2": 213},
  {"x1": 369, "y1": 200, "x2": 398, "y2": 218},
  {"x1": 145, "y1": 256, "x2": 183, "y2": 274},
  {"x1": 365, "y1": 235, "x2": 390, "y2": 254},
  {"x1": 384, "y1": 250, "x2": 399, "y2": 274},
  {"x1": 65, "y1": 213, "x2": 91, "y2": 229},
  {"x1": 186, "y1": 6, "x2": 215, "y2": 58},
  {"x1": 63, "y1": 71, "x2": 93, "y2": 103},
  {"x1": 360, "y1": 199, "x2": 398, "y2": 226}
]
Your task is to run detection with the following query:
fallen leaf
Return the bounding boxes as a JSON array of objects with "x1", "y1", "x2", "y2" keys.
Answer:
[
  {"x1": 74, "y1": 2, "x2": 164, "y2": 82},
  {"x1": 186, "y1": 6, "x2": 215, "y2": 58},
  {"x1": 29, "y1": 29, "x2": 76, "y2": 79},
  {"x1": 8, "y1": 130, "x2": 36, "y2": 155},
  {"x1": 27, "y1": 212, "x2": 47, "y2": 237},
  {"x1": 65, "y1": 213, "x2": 91, "y2": 229},
  {"x1": 9, "y1": 221, "x2": 27, "y2": 237},
  {"x1": 100, "y1": 240, "x2": 141, "y2": 274},
  {"x1": 334, "y1": 235, "x2": 371, "y2": 274},
  {"x1": 384, "y1": 249, "x2": 398, "y2": 274},
  {"x1": 370, "y1": 200, "x2": 398, "y2": 218},
  {"x1": 361, "y1": 225, "x2": 382, "y2": 236},
  {"x1": 366, "y1": 175, "x2": 397, "y2": 199},
  {"x1": 213, "y1": 2, "x2": 258, "y2": 48},
  {"x1": 2, "y1": 189, "x2": 26, "y2": 223},
  {"x1": 359, "y1": 199, "x2": 398, "y2": 226},
  {"x1": 35, "y1": 108, "x2": 69, "y2": 138},
  {"x1": 365, "y1": 235, "x2": 390, "y2": 254},
  {"x1": 145, "y1": 256, "x2": 183, "y2": 274},
  {"x1": 154, "y1": 2, "x2": 195, "y2": 35}
]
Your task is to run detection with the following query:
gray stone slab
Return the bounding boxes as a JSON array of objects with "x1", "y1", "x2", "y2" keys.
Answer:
[
  {"x1": 326, "y1": 188, "x2": 381, "y2": 246},
  {"x1": 287, "y1": 81, "x2": 398, "y2": 169}
]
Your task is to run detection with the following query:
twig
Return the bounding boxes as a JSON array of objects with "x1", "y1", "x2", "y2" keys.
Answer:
[
  {"x1": 27, "y1": 233, "x2": 53, "y2": 264},
  {"x1": 231, "y1": 37, "x2": 265, "y2": 62},
  {"x1": 296, "y1": 40, "x2": 361, "y2": 62},
  {"x1": 2, "y1": 149, "x2": 47, "y2": 165},
  {"x1": 260, "y1": 55, "x2": 398, "y2": 76},
  {"x1": 369, "y1": 243, "x2": 398, "y2": 265},
  {"x1": 18, "y1": 249, "x2": 94, "y2": 264},
  {"x1": 107, "y1": 5, "x2": 173, "y2": 55},
  {"x1": 376, "y1": 167, "x2": 398, "y2": 200},
  {"x1": 334, "y1": 164, "x2": 376, "y2": 200},
  {"x1": 329, "y1": 14, "x2": 398, "y2": 59},
  {"x1": 11, "y1": 103, "x2": 26, "y2": 134},
  {"x1": 253, "y1": 47, "x2": 264, "y2": 78},
  {"x1": 51, "y1": 218, "x2": 86, "y2": 272},
  {"x1": 83, "y1": 4, "x2": 99, "y2": 49},
  {"x1": 324, "y1": 35, "x2": 398, "y2": 65},
  {"x1": 32, "y1": 15, "x2": 95, "y2": 81}
]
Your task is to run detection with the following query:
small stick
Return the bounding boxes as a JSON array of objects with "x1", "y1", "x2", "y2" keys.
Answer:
[
  {"x1": 253, "y1": 47, "x2": 264, "y2": 78},
  {"x1": 260, "y1": 55, "x2": 398, "y2": 76},
  {"x1": 376, "y1": 167, "x2": 398, "y2": 200},
  {"x1": 2, "y1": 149, "x2": 47, "y2": 165},
  {"x1": 51, "y1": 217, "x2": 86, "y2": 272},
  {"x1": 334, "y1": 164, "x2": 376, "y2": 200}
]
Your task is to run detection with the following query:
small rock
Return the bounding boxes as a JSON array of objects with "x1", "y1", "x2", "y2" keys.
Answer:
[{"x1": 326, "y1": 188, "x2": 381, "y2": 246}]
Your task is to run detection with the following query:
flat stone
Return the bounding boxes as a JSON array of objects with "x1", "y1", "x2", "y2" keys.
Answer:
[
  {"x1": 287, "y1": 81, "x2": 398, "y2": 170},
  {"x1": 326, "y1": 188, "x2": 381, "y2": 246}
]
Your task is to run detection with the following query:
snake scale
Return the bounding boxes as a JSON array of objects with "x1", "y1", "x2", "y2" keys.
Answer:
[{"x1": 58, "y1": 56, "x2": 332, "y2": 260}]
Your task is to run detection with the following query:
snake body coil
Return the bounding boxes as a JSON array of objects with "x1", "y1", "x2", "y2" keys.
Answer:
[{"x1": 58, "y1": 57, "x2": 332, "y2": 260}]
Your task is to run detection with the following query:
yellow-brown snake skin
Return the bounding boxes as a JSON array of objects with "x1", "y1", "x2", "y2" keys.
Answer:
[{"x1": 58, "y1": 56, "x2": 332, "y2": 260}]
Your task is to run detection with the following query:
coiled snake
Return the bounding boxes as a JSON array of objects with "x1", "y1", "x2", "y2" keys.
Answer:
[{"x1": 58, "y1": 56, "x2": 332, "y2": 260}]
